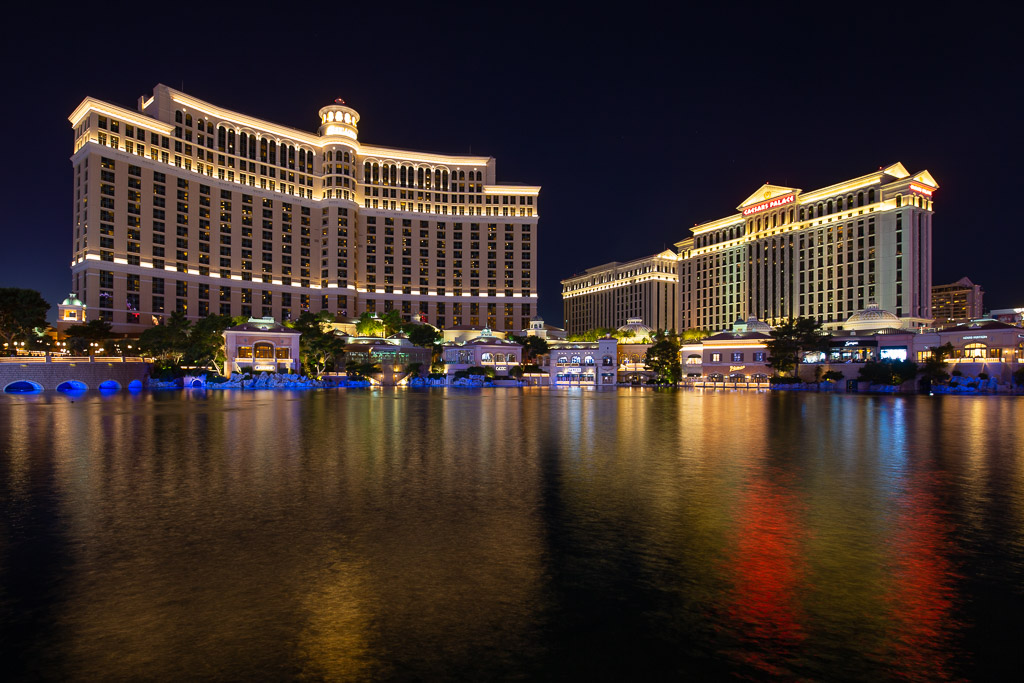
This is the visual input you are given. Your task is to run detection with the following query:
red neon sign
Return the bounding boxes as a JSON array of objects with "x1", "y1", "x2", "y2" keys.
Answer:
[
  {"x1": 909, "y1": 183, "x2": 934, "y2": 197},
  {"x1": 742, "y1": 193, "x2": 795, "y2": 216}
]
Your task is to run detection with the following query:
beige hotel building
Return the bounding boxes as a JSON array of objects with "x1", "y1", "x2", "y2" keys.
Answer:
[
  {"x1": 676, "y1": 162, "x2": 938, "y2": 331},
  {"x1": 64, "y1": 84, "x2": 540, "y2": 333},
  {"x1": 560, "y1": 250, "x2": 678, "y2": 335}
]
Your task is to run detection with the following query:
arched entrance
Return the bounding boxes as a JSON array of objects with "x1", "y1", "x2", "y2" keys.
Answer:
[
  {"x1": 98, "y1": 380, "x2": 121, "y2": 391},
  {"x1": 57, "y1": 380, "x2": 89, "y2": 392},
  {"x1": 4, "y1": 380, "x2": 43, "y2": 393}
]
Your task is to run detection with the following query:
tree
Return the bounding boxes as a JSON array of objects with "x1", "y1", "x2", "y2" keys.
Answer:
[
  {"x1": 0, "y1": 288, "x2": 50, "y2": 355},
  {"x1": 138, "y1": 311, "x2": 191, "y2": 364},
  {"x1": 766, "y1": 317, "x2": 830, "y2": 377},
  {"x1": 644, "y1": 333, "x2": 682, "y2": 385},
  {"x1": 507, "y1": 334, "x2": 549, "y2": 361},
  {"x1": 567, "y1": 327, "x2": 617, "y2": 342},
  {"x1": 681, "y1": 328, "x2": 711, "y2": 342},
  {"x1": 407, "y1": 323, "x2": 442, "y2": 349},
  {"x1": 294, "y1": 311, "x2": 344, "y2": 376},
  {"x1": 919, "y1": 342, "x2": 954, "y2": 388},
  {"x1": 858, "y1": 359, "x2": 919, "y2": 386},
  {"x1": 355, "y1": 311, "x2": 385, "y2": 337},
  {"x1": 380, "y1": 309, "x2": 404, "y2": 337},
  {"x1": 65, "y1": 318, "x2": 113, "y2": 355},
  {"x1": 184, "y1": 314, "x2": 234, "y2": 375}
]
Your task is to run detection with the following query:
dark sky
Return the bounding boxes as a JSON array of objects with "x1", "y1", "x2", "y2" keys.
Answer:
[{"x1": 2, "y1": 3, "x2": 1021, "y2": 324}]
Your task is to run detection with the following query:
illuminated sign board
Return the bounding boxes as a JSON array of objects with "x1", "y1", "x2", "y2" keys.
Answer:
[
  {"x1": 909, "y1": 183, "x2": 934, "y2": 196},
  {"x1": 742, "y1": 193, "x2": 795, "y2": 216},
  {"x1": 729, "y1": 365, "x2": 746, "y2": 372},
  {"x1": 963, "y1": 335, "x2": 988, "y2": 340}
]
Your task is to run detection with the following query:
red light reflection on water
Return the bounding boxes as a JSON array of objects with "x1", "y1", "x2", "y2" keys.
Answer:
[
  {"x1": 722, "y1": 476, "x2": 807, "y2": 677},
  {"x1": 884, "y1": 471, "x2": 961, "y2": 682}
]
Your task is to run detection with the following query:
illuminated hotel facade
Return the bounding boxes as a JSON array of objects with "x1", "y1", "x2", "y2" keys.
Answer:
[
  {"x1": 65, "y1": 84, "x2": 539, "y2": 333},
  {"x1": 676, "y1": 163, "x2": 938, "y2": 331},
  {"x1": 560, "y1": 250, "x2": 678, "y2": 335}
]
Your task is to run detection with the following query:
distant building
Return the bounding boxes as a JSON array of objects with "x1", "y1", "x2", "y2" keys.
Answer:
[
  {"x1": 676, "y1": 162, "x2": 937, "y2": 332},
  {"x1": 521, "y1": 316, "x2": 566, "y2": 340},
  {"x1": 560, "y1": 250, "x2": 678, "y2": 336},
  {"x1": 989, "y1": 308, "x2": 1024, "y2": 326},
  {"x1": 931, "y1": 277, "x2": 983, "y2": 325}
]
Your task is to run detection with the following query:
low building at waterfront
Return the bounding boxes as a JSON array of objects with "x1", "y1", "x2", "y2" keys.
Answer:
[
  {"x1": 223, "y1": 317, "x2": 300, "y2": 377},
  {"x1": 441, "y1": 328, "x2": 522, "y2": 377},
  {"x1": 542, "y1": 338, "x2": 618, "y2": 386},
  {"x1": 341, "y1": 333, "x2": 431, "y2": 384},
  {"x1": 616, "y1": 318, "x2": 655, "y2": 384}
]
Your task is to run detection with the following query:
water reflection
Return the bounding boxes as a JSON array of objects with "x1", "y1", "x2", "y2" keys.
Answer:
[{"x1": 0, "y1": 390, "x2": 1022, "y2": 680}]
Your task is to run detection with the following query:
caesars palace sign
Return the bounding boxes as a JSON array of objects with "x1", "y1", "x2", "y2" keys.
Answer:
[{"x1": 742, "y1": 193, "x2": 796, "y2": 217}]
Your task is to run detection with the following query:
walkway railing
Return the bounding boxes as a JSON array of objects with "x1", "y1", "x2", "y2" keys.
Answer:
[{"x1": 0, "y1": 356, "x2": 147, "y2": 363}]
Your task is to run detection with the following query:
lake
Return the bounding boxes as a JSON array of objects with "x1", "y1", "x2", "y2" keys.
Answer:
[{"x1": 1, "y1": 388, "x2": 1022, "y2": 681}]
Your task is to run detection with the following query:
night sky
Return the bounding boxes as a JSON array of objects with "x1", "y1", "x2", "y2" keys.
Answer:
[{"x1": 2, "y1": 3, "x2": 1020, "y2": 325}]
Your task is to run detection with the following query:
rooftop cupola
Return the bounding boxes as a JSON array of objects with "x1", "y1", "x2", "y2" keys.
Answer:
[{"x1": 317, "y1": 98, "x2": 360, "y2": 141}]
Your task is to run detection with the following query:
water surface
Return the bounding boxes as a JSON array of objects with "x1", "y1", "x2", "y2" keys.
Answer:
[{"x1": 1, "y1": 389, "x2": 1022, "y2": 680}]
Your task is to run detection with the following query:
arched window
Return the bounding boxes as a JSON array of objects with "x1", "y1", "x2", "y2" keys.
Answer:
[
  {"x1": 459, "y1": 170, "x2": 465, "y2": 180},
  {"x1": 288, "y1": 145, "x2": 295, "y2": 169},
  {"x1": 799, "y1": 208, "x2": 805, "y2": 221},
  {"x1": 268, "y1": 140, "x2": 276, "y2": 165},
  {"x1": 836, "y1": 197, "x2": 843, "y2": 211},
  {"x1": 584, "y1": 355, "x2": 594, "y2": 365},
  {"x1": 964, "y1": 343, "x2": 987, "y2": 358},
  {"x1": 372, "y1": 163, "x2": 379, "y2": 183},
  {"x1": 826, "y1": 200, "x2": 833, "y2": 214},
  {"x1": 495, "y1": 353, "x2": 505, "y2": 362},
  {"x1": 475, "y1": 171, "x2": 482, "y2": 181},
  {"x1": 390, "y1": 165, "x2": 397, "y2": 185},
  {"x1": 895, "y1": 194, "x2": 902, "y2": 207},
  {"x1": 400, "y1": 166, "x2": 407, "y2": 185},
  {"x1": 417, "y1": 168, "x2": 425, "y2": 188},
  {"x1": 185, "y1": 113, "x2": 192, "y2": 127},
  {"x1": 175, "y1": 110, "x2": 183, "y2": 123},
  {"x1": 217, "y1": 126, "x2": 226, "y2": 152},
  {"x1": 858, "y1": 191, "x2": 864, "y2": 206},
  {"x1": 240, "y1": 133, "x2": 248, "y2": 158},
  {"x1": 868, "y1": 188, "x2": 876, "y2": 203},
  {"x1": 364, "y1": 162, "x2": 372, "y2": 181},
  {"x1": 481, "y1": 352, "x2": 493, "y2": 362},
  {"x1": 571, "y1": 355, "x2": 581, "y2": 364},
  {"x1": 227, "y1": 129, "x2": 235, "y2": 154}
]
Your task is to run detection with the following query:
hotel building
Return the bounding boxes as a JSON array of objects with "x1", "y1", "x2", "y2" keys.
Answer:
[
  {"x1": 931, "y1": 277, "x2": 983, "y2": 325},
  {"x1": 675, "y1": 163, "x2": 937, "y2": 331},
  {"x1": 560, "y1": 249, "x2": 678, "y2": 335},
  {"x1": 65, "y1": 85, "x2": 539, "y2": 334}
]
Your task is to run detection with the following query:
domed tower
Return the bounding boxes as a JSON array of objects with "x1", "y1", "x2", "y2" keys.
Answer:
[{"x1": 318, "y1": 98, "x2": 360, "y2": 201}]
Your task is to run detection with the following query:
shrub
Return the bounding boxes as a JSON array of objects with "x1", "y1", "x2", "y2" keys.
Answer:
[
  {"x1": 770, "y1": 375, "x2": 802, "y2": 384},
  {"x1": 952, "y1": 370, "x2": 963, "y2": 377},
  {"x1": 978, "y1": 372, "x2": 989, "y2": 380},
  {"x1": 822, "y1": 370, "x2": 844, "y2": 382}
]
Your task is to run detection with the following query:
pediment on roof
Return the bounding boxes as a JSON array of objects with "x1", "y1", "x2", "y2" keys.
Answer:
[
  {"x1": 737, "y1": 184, "x2": 801, "y2": 211},
  {"x1": 912, "y1": 170, "x2": 938, "y2": 188},
  {"x1": 882, "y1": 162, "x2": 910, "y2": 179}
]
